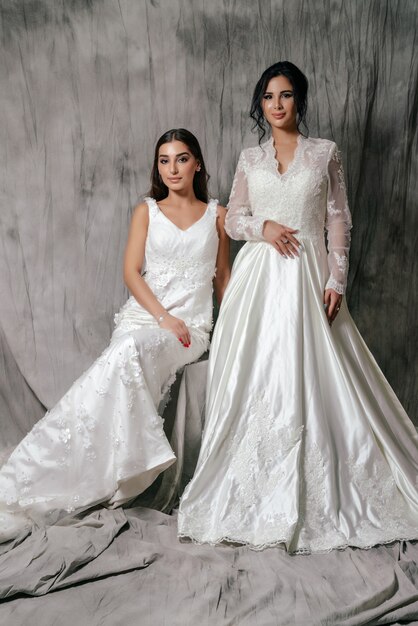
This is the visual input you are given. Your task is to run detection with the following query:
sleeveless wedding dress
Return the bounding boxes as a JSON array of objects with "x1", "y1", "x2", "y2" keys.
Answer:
[
  {"x1": 178, "y1": 136, "x2": 418, "y2": 554},
  {"x1": 0, "y1": 197, "x2": 219, "y2": 542}
]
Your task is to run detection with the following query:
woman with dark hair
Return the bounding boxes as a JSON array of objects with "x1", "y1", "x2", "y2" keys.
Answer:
[
  {"x1": 178, "y1": 63, "x2": 418, "y2": 553},
  {"x1": 0, "y1": 129, "x2": 230, "y2": 542}
]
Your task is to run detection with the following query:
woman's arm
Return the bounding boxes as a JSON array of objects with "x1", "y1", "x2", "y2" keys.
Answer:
[
  {"x1": 213, "y1": 205, "x2": 231, "y2": 305},
  {"x1": 323, "y1": 143, "x2": 353, "y2": 324},
  {"x1": 123, "y1": 203, "x2": 191, "y2": 345},
  {"x1": 124, "y1": 203, "x2": 165, "y2": 319},
  {"x1": 224, "y1": 151, "x2": 266, "y2": 241}
]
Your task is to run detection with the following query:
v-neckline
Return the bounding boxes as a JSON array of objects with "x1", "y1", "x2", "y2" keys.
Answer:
[
  {"x1": 270, "y1": 134, "x2": 302, "y2": 178},
  {"x1": 153, "y1": 198, "x2": 210, "y2": 233}
]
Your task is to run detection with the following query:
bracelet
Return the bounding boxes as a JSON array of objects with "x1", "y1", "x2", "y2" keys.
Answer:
[{"x1": 157, "y1": 312, "x2": 167, "y2": 325}]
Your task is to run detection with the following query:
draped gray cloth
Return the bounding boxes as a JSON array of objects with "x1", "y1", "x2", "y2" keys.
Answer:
[
  {"x1": 0, "y1": 0, "x2": 417, "y2": 451},
  {"x1": 0, "y1": 507, "x2": 417, "y2": 625}
]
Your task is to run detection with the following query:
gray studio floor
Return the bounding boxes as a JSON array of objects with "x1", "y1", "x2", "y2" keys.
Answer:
[{"x1": 0, "y1": 506, "x2": 417, "y2": 626}]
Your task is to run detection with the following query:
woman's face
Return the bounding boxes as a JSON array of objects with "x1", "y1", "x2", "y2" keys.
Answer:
[
  {"x1": 157, "y1": 140, "x2": 200, "y2": 192},
  {"x1": 262, "y1": 75, "x2": 297, "y2": 131}
]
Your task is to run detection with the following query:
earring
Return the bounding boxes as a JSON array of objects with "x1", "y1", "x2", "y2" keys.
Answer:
[{"x1": 196, "y1": 166, "x2": 201, "y2": 172}]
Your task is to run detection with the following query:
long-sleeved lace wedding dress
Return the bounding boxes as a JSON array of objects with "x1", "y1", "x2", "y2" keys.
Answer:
[{"x1": 178, "y1": 136, "x2": 418, "y2": 554}]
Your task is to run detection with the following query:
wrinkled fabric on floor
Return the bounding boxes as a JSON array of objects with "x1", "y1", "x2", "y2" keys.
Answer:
[{"x1": 0, "y1": 506, "x2": 417, "y2": 626}]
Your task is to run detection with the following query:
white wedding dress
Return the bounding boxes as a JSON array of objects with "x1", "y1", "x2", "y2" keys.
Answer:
[
  {"x1": 178, "y1": 136, "x2": 418, "y2": 554},
  {"x1": 0, "y1": 197, "x2": 219, "y2": 542}
]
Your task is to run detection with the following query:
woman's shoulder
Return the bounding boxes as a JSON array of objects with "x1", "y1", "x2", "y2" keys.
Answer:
[
  {"x1": 126, "y1": 201, "x2": 151, "y2": 233},
  {"x1": 138, "y1": 197, "x2": 160, "y2": 218},
  {"x1": 305, "y1": 136, "x2": 336, "y2": 149},
  {"x1": 304, "y1": 136, "x2": 338, "y2": 156},
  {"x1": 132, "y1": 201, "x2": 150, "y2": 216},
  {"x1": 236, "y1": 143, "x2": 269, "y2": 170},
  {"x1": 207, "y1": 198, "x2": 224, "y2": 217},
  {"x1": 240, "y1": 144, "x2": 265, "y2": 157}
]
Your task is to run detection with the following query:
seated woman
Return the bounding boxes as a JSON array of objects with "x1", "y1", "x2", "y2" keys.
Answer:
[{"x1": 0, "y1": 128, "x2": 230, "y2": 543}]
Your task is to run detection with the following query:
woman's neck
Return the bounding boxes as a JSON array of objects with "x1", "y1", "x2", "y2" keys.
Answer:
[
  {"x1": 161, "y1": 189, "x2": 198, "y2": 208},
  {"x1": 271, "y1": 126, "x2": 300, "y2": 146}
]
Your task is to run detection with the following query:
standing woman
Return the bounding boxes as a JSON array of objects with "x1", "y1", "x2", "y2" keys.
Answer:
[
  {"x1": 178, "y1": 63, "x2": 418, "y2": 553},
  {"x1": 0, "y1": 128, "x2": 230, "y2": 543}
]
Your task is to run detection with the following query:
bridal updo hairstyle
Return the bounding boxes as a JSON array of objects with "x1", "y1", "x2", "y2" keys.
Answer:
[
  {"x1": 150, "y1": 128, "x2": 209, "y2": 202},
  {"x1": 250, "y1": 61, "x2": 309, "y2": 142}
]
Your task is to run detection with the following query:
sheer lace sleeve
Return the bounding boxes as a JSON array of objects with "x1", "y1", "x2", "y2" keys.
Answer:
[
  {"x1": 225, "y1": 151, "x2": 266, "y2": 241},
  {"x1": 325, "y1": 143, "x2": 352, "y2": 294}
]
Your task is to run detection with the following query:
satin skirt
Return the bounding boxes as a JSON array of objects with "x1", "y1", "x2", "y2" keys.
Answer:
[
  {"x1": 0, "y1": 297, "x2": 208, "y2": 543},
  {"x1": 178, "y1": 240, "x2": 418, "y2": 553}
]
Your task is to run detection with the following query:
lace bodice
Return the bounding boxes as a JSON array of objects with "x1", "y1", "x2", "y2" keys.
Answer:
[
  {"x1": 225, "y1": 136, "x2": 352, "y2": 294},
  {"x1": 142, "y1": 197, "x2": 219, "y2": 331}
]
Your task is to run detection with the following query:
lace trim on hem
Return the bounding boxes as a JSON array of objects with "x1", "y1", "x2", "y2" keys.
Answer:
[{"x1": 177, "y1": 532, "x2": 418, "y2": 555}]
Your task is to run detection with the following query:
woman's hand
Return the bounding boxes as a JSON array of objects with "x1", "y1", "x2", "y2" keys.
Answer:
[
  {"x1": 263, "y1": 220, "x2": 301, "y2": 258},
  {"x1": 323, "y1": 289, "x2": 342, "y2": 326},
  {"x1": 159, "y1": 314, "x2": 191, "y2": 347}
]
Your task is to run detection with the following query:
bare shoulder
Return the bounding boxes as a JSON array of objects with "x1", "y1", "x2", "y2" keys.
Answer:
[
  {"x1": 133, "y1": 201, "x2": 149, "y2": 215},
  {"x1": 127, "y1": 202, "x2": 150, "y2": 236},
  {"x1": 131, "y1": 201, "x2": 150, "y2": 222}
]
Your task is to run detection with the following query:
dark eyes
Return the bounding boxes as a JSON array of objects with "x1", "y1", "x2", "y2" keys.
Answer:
[{"x1": 159, "y1": 157, "x2": 189, "y2": 164}]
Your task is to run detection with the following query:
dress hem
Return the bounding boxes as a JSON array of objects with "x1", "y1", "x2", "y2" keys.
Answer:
[{"x1": 177, "y1": 531, "x2": 418, "y2": 555}]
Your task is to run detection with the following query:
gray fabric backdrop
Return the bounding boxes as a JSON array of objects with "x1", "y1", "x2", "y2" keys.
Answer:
[{"x1": 0, "y1": 0, "x2": 417, "y2": 450}]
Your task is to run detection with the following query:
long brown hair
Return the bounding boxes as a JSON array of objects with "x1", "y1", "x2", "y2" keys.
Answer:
[{"x1": 149, "y1": 129, "x2": 209, "y2": 202}]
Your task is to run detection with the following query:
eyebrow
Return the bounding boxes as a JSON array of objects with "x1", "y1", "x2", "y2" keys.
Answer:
[
  {"x1": 158, "y1": 151, "x2": 191, "y2": 157},
  {"x1": 263, "y1": 90, "x2": 294, "y2": 95}
]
